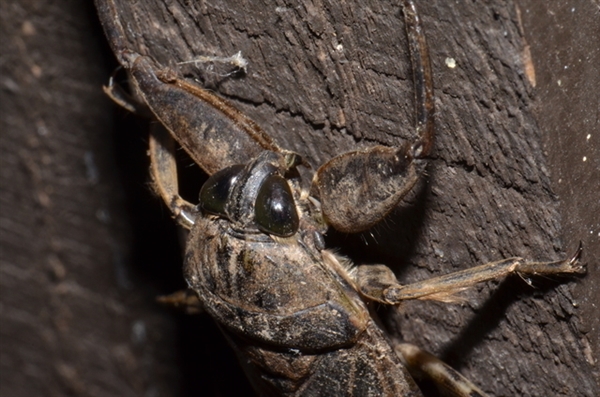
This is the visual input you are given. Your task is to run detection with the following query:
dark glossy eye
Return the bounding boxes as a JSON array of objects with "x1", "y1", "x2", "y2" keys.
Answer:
[
  {"x1": 199, "y1": 164, "x2": 244, "y2": 215},
  {"x1": 255, "y1": 175, "x2": 299, "y2": 237}
]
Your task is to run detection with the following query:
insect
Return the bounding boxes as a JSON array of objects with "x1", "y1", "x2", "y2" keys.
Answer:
[{"x1": 98, "y1": 0, "x2": 586, "y2": 395}]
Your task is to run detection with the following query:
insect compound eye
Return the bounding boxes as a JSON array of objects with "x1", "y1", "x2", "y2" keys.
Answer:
[
  {"x1": 254, "y1": 174, "x2": 299, "y2": 237},
  {"x1": 199, "y1": 164, "x2": 245, "y2": 216}
]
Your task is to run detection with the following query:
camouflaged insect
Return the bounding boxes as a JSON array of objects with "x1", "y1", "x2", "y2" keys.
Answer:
[{"x1": 97, "y1": 0, "x2": 585, "y2": 395}]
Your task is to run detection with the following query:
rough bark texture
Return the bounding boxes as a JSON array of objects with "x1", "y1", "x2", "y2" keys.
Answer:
[{"x1": 1, "y1": 1, "x2": 597, "y2": 397}]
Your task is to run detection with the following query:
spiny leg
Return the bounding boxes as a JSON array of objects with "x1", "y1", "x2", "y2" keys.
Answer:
[
  {"x1": 359, "y1": 246, "x2": 583, "y2": 396},
  {"x1": 357, "y1": 243, "x2": 584, "y2": 304}
]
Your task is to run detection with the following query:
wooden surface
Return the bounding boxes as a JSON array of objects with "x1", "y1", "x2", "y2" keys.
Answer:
[
  {"x1": 0, "y1": 1, "x2": 184, "y2": 396},
  {"x1": 1, "y1": 0, "x2": 597, "y2": 396}
]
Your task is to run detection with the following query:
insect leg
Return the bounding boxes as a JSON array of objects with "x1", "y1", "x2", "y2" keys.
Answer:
[
  {"x1": 393, "y1": 342, "x2": 489, "y2": 397},
  {"x1": 102, "y1": 68, "x2": 142, "y2": 114},
  {"x1": 120, "y1": 51, "x2": 282, "y2": 175},
  {"x1": 148, "y1": 126, "x2": 197, "y2": 229},
  {"x1": 403, "y1": 0, "x2": 434, "y2": 159},
  {"x1": 312, "y1": 0, "x2": 434, "y2": 233},
  {"x1": 356, "y1": 243, "x2": 584, "y2": 304},
  {"x1": 156, "y1": 289, "x2": 204, "y2": 314},
  {"x1": 102, "y1": 67, "x2": 196, "y2": 228}
]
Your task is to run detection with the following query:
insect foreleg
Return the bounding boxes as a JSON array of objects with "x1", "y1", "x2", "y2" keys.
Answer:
[
  {"x1": 148, "y1": 126, "x2": 197, "y2": 229},
  {"x1": 311, "y1": 0, "x2": 434, "y2": 233}
]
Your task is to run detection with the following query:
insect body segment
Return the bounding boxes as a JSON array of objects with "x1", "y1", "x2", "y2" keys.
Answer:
[{"x1": 184, "y1": 150, "x2": 421, "y2": 394}]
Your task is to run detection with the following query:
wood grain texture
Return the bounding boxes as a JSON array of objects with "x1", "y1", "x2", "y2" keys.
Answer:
[{"x1": 2, "y1": 0, "x2": 597, "y2": 396}]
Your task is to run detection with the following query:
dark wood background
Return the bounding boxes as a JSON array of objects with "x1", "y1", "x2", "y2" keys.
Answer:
[{"x1": 1, "y1": 1, "x2": 598, "y2": 396}]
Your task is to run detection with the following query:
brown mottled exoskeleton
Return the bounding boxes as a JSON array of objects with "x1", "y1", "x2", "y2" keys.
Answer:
[{"x1": 99, "y1": 1, "x2": 585, "y2": 395}]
